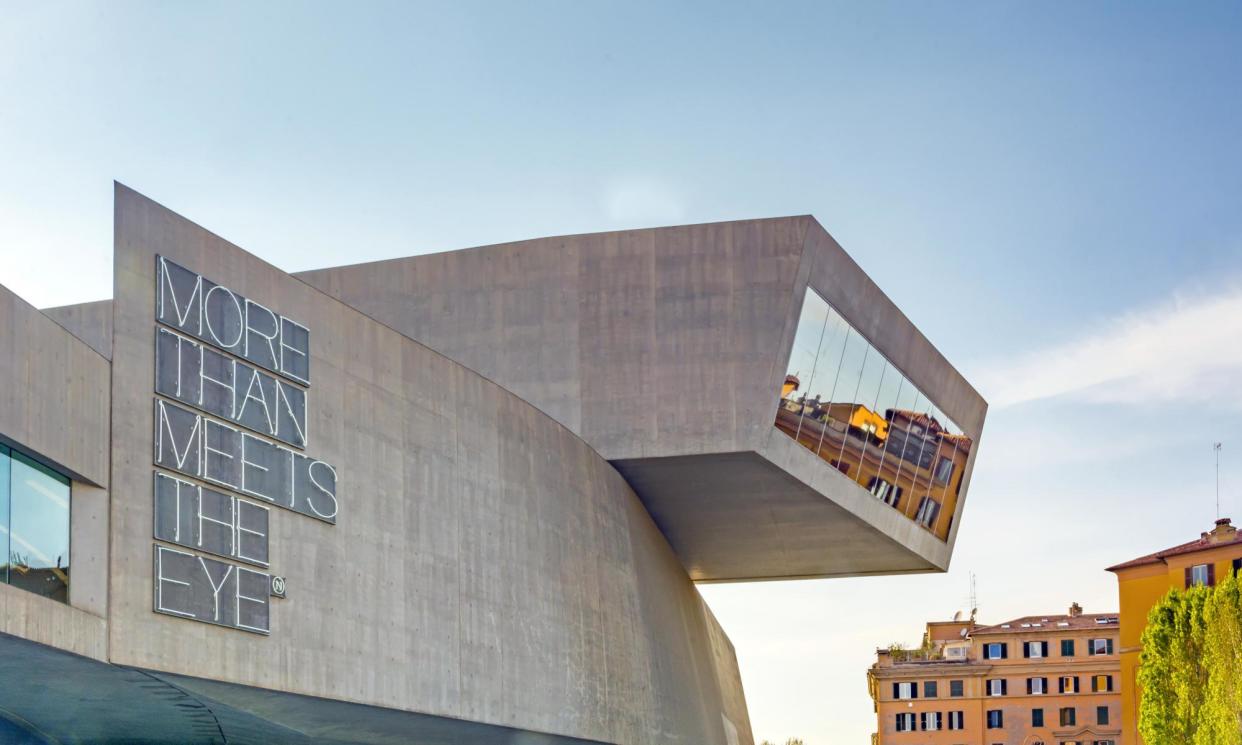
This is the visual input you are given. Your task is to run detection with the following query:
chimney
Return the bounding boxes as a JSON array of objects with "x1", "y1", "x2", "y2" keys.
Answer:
[
  {"x1": 1069, "y1": 602, "x2": 1083, "y2": 618},
  {"x1": 1208, "y1": 517, "x2": 1237, "y2": 544}
]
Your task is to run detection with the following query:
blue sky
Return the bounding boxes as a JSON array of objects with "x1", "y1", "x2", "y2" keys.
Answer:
[{"x1": 2, "y1": 3, "x2": 1241, "y2": 742}]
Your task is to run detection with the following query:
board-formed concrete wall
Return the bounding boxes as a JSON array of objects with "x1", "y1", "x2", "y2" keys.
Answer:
[
  {"x1": 107, "y1": 184, "x2": 751, "y2": 744},
  {"x1": 296, "y1": 216, "x2": 987, "y2": 581},
  {"x1": 0, "y1": 283, "x2": 110, "y2": 658},
  {"x1": 297, "y1": 218, "x2": 984, "y2": 463},
  {"x1": 43, "y1": 299, "x2": 114, "y2": 360}
]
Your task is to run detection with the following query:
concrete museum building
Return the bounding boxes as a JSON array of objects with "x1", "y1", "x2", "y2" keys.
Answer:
[{"x1": 0, "y1": 185, "x2": 986, "y2": 744}]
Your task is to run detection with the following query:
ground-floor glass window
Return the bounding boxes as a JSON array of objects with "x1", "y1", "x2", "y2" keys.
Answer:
[{"x1": 1, "y1": 444, "x2": 71, "y2": 602}]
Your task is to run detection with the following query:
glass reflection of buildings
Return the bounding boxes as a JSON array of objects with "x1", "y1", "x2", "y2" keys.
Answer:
[
  {"x1": 774, "y1": 290, "x2": 973, "y2": 541},
  {"x1": 0, "y1": 444, "x2": 71, "y2": 603}
]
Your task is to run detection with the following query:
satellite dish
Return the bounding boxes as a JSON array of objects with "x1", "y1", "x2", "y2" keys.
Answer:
[
  {"x1": 953, "y1": 610, "x2": 963, "y2": 622},
  {"x1": 960, "y1": 628, "x2": 968, "y2": 638}
]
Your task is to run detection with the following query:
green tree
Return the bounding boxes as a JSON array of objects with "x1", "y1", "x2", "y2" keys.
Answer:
[
  {"x1": 1139, "y1": 572, "x2": 1242, "y2": 744},
  {"x1": 1197, "y1": 573, "x2": 1242, "y2": 745}
]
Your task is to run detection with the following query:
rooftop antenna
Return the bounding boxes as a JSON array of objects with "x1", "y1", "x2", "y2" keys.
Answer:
[
  {"x1": 1215, "y1": 442, "x2": 1223, "y2": 520},
  {"x1": 968, "y1": 572, "x2": 978, "y2": 621}
]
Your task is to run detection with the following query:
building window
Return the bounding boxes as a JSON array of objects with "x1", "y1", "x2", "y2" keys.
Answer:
[
  {"x1": 947, "y1": 711, "x2": 964, "y2": 730},
  {"x1": 923, "y1": 680, "x2": 938, "y2": 698},
  {"x1": 1024, "y1": 640, "x2": 1048, "y2": 658},
  {"x1": 867, "y1": 477, "x2": 903, "y2": 508},
  {"x1": 987, "y1": 709, "x2": 1003, "y2": 729},
  {"x1": 1091, "y1": 674, "x2": 1114, "y2": 692},
  {"x1": 1028, "y1": 677, "x2": 1047, "y2": 695},
  {"x1": 1032, "y1": 708, "x2": 1044, "y2": 727},
  {"x1": 0, "y1": 445, "x2": 71, "y2": 603},
  {"x1": 1187, "y1": 563, "x2": 1214, "y2": 588},
  {"x1": 893, "y1": 682, "x2": 918, "y2": 700},
  {"x1": 983, "y1": 642, "x2": 1008, "y2": 659},
  {"x1": 895, "y1": 713, "x2": 916, "y2": 732},
  {"x1": 934, "y1": 456, "x2": 954, "y2": 484},
  {"x1": 920, "y1": 711, "x2": 941, "y2": 731},
  {"x1": 915, "y1": 496, "x2": 941, "y2": 528},
  {"x1": 1061, "y1": 638, "x2": 1075, "y2": 656},
  {"x1": 987, "y1": 678, "x2": 1007, "y2": 696},
  {"x1": 950, "y1": 680, "x2": 964, "y2": 697},
  {"x1": 1097, "y1": 706, "x2": 1110, "y2": 725},
  {"x1": 1088, "y1": 638, "x2": 1114, "y2": 656},
  {"x1": 1060, "y1": 707, "x2": 1077, "y2": 726},
  {"x1": 1059, "y1": 676, "x2": 1079, "y2": 693}
]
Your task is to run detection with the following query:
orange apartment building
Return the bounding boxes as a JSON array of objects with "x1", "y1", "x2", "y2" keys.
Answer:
[
  {"x1": 868, "y1": 604, "x2": 1121, "y2": 745},
  {"x1": 1106, "y1": 517, "x2": 1242, "y2": 745}
]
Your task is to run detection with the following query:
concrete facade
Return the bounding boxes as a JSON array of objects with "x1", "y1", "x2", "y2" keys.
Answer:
[
  {"x1": 298, "y1": 217, "x2": 986, "y2": 580},
  {"x1": 0, "y1": 184, "x2": 984, "y2": 744}
]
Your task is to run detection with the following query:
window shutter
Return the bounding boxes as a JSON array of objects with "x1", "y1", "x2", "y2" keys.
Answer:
[
  {"x1": 1041, "y1": 641, "x2": 1049, "y2": 657},
  {"x1": 1092, "y1": 675, "x2": 1098, "y2": 692},
  {"x1": 1208, "y1": 563, "x2": 1217, "y2": 586},
  {"x1": 1107, "y1": 638, "x2": 1114, "y2": 655},
  {"x1": 1043, "y1": 677, "x2": 1049, "y2": 693},
  {"x1": 920, "y1": 712, "x2": 926, "y2": 731},
  {"x1": 912, "y1": 684, "x2": 918, "y2": 699},
  {"x1": 1001, "y1": 643, "x2": 1008, "y2": 659},
  {"x1": 892, "y1": 682, "x2": 899, "y2": 699},
  {"x1": 1027, "y1": 678, "x2": 1032, "y2": 694},
  {"x1": 1023, "y1": 641, "x2": 1029, "y2": 658},
  {"x1": 1186, "y1": 566, "x2": 1194, "y2": 588},
  {"x1": 1001, "y1": 679, "x2": 1007, "y2": 695}
]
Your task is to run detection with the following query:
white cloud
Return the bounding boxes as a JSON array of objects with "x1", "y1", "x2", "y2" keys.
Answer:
[
  {"x1": 977, "y1": 284, "x2": 1242, "y2": 409},
  {"x1": 601, "y1": 177, "x2": 686, "y2": 225}
]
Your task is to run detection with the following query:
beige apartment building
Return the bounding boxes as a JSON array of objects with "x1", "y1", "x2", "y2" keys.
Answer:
[{"x1": 869, "y1": 604, "x2": 1121, "y2": 745}]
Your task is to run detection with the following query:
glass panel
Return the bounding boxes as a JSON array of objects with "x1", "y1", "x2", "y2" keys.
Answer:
[
  {"x1": 793, "y1": 306, "x2": 850, "y2": 457},
  {"x1": 838, "y1": 349, "x2": 888, "y2": 490},
  {"x1": 870, "y1": 371, "x2": 911, "y2": 510},
  {"x1": 0, "y1": 445, "x2": 9, "y2": 585},
  {"x1": 775, "y1": 291, "x2": 829, "y2": 452},
  {"x1": 886, "y1": 390, "x2": 925, "y2": 515},
  {"x1": 8, "y1": 451, "x2": 70, "y2": 602},
  {"x1": 814, "y1": 327, "x2": 868, "y2": 476}
]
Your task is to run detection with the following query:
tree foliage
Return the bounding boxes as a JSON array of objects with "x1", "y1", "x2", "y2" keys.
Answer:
[
  {"x1": 1138, "y1": 572, "x2": 1242, "y2": 744},
  {"x1": 1200, "y1": 573, "x2": 1242, "y2": 744}
]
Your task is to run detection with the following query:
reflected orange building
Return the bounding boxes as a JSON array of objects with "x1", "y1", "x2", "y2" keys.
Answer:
[
  {"x1": 868, "y1": 604, "x2": 1120, "y2": 745},
  {"x1": 775, "y1": 394, "x2": 970, "y2": 541},
  {"x1": 1106, "y1": 517, "x2": 1242, "y2": 745},
  {"x1": 773, "y1": 289, "x2": 974, "y2": 542}
]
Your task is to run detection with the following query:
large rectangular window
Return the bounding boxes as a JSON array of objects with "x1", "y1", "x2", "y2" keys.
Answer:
[
  {"x1": 0, "y1": 445, "x2": 71, "y2": 602},
  {"x1": 776, "y1": 288, "x2": 973, "y2": 541}
]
